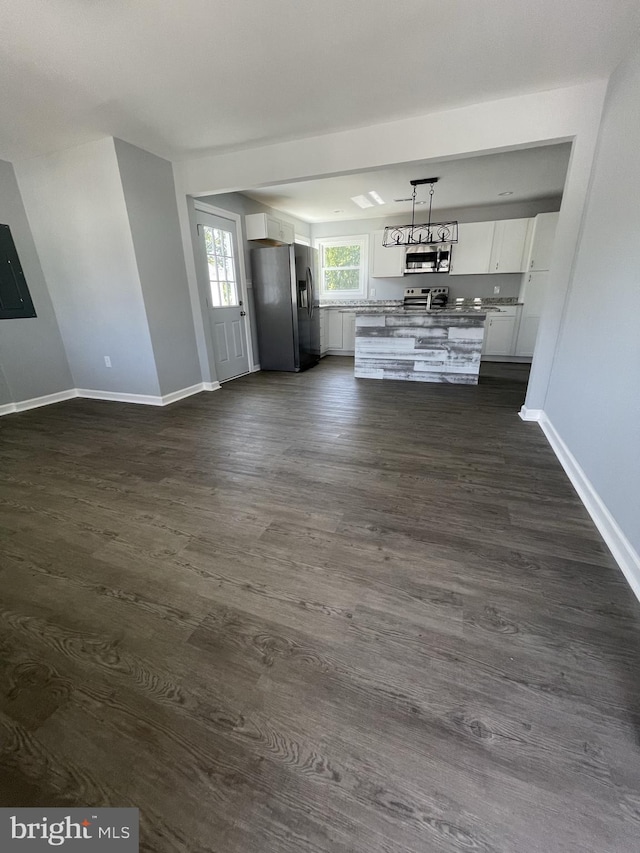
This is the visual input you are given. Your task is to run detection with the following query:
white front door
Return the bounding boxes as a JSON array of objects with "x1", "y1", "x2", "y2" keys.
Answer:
[{"x1": 197, "y1": 211, "x2": 250, "y2": 382}]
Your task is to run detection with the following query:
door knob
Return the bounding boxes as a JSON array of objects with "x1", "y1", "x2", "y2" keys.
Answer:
[{"x1": 240, "y1": 311, "x2": 246, "y2": 316}]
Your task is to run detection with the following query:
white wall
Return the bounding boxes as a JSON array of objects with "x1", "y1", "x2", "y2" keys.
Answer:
[
  {"x1": 543, "y1": 43, "x2": 640, "y2": 558},
  {"x1": 16, "y1": 138, "x2": 161, "y2": 396},
  {"x1": 0, "y1": 158, "x2": 73, "y2": 406},
  {"x1": 174, "y1": 82, "x2": 606, "y2": 403},
  {"x1": 115, "y1": 139, "x2": 201, "y2": 396}
]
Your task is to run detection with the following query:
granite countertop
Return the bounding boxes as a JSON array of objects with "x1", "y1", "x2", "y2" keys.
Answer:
[
  {"x1": 319, "y1": 300, "x2": 401, "y2": 308},
  {"x1": 452, "y1": 298, "x2": 523, "y2": 309},
  {"x1": 319, "y1": 297, "x2": 521, "y2": 310},
  {"x1": 353, "y1": 307, "x2": 487, "y2": 317}
]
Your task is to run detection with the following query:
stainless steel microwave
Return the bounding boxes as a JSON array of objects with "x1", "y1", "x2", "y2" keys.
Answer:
[{"x1": 404, "y1": 244, "x2": 451, "y2": 274}]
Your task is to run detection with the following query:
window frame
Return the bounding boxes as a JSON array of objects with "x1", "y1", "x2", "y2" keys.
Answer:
[{"x1": 316, "y1": 235, "x2": 369, "y2": 300}]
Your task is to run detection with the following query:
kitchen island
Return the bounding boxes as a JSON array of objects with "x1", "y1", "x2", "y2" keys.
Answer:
[{"x1": 354, "y1": 308, "x2": 486, "y2": 384}]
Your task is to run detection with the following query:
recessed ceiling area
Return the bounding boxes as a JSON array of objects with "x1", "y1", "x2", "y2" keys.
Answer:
[{"x1": 241, "y1": 143, "x2": 572, "y2": 223}]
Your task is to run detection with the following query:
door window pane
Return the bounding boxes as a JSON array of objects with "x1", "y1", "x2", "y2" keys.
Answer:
[{"x1": 203, "y1": 225, "x2": 239, "y2": 307}]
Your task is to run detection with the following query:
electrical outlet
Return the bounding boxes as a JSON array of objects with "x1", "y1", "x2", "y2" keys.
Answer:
[
  {"x1": 104, "y1": 356, "x2": 112, "y2": 368},
  {"x1": 493, "y1": 285, "x2": 501, "y2": 294},
  {"x1": 370, "y1": 288, "x2": 376, "y2": 297}
]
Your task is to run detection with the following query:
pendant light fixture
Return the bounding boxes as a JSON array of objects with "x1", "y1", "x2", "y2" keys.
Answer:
[{"x1": 383, "y1": 178, "x2": 458, "y2": 247}]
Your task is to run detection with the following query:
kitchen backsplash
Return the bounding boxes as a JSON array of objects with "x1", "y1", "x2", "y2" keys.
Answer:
[{"x1": 357, "y1": 272, "x2": 521, "y2": 302}]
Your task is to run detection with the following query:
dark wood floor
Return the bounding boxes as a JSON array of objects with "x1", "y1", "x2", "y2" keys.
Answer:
[{"x1": 1, "y1": 357, "x2": 639, "y2": 853}]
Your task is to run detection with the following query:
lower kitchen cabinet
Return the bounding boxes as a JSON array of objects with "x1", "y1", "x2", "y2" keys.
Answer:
[
  {"x1": 318, "y1": 308, "x2": 328, "y2": 355},
  {"x1": 342, "y1": 311, "x2": 356, "y2": 352},
  {"x1": 328, "y1": 309, "x2": 343, "y2": 350},
  {"x1": 324, "y1": 308, "x2": 356, "y2": 354},
  {"x1": 482, "y1": 307, "x2": 519, "y2": 357},
  {"x1": 515, "y1": 271, "x2": 549, "y2": 356}
]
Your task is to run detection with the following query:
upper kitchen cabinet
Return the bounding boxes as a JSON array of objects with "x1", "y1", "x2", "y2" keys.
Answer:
[
  {"x1": 526, "y1": 212, "x2": 559, "y2": 271},
  {"x1": 449, "y1": 221, "x2": 495, "y2": 275},
  {"x1": 489, "y1": 218, "x2": 533, "y2": 273},
  {"x1": 371, "y1": 230, "x2": 404, "y2": 277},
  {"x1": 450, "y1": 217, "x2": 533, "y2": 275},
  {"x1": 245, "y1": 212, "x2": 295, "y2": 245}
]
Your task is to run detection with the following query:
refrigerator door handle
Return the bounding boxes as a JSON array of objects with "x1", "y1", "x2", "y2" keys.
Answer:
[{"x1": 307, "y1": 267, "x2": 314, "y2": 318}]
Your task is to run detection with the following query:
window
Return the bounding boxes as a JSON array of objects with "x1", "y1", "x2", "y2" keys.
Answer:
[
  {"x1": 317, "y1": 236, "x2": 368, "y2": 299},
  {"x1": 0, "y1": 224, "x2": 36, "y2": 320},
  {"x1": 203, "y1": 225, "x2": 239, "y2": 307}
]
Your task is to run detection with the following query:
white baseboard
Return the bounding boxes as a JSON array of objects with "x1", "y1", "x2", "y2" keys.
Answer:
[
  {"x1": 250, "y1": 364, "x2": 261, "y2": 373},
  {"x1": 0, "y1": 388, "x2": 79, "y2": 416},
  {"x1": 161, "y1": 382, "x2": 220, "y2": 404},
  {"x1": 76, "y1": 388, "x2": 166, "y2": 406},
  {"x1": 0, "y1": 382, "x2": 222, "y2": 416},
  {"x1": 519, "y1": 406, "x2": 544, "y2": 422},
  {"x1": 535, "y1": 411, "x2": 640, "y2": 603}
]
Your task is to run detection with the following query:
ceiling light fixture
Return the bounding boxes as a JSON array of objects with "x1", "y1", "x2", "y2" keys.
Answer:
[
  {"x1": 351, "y1": 194, "x2": 374, "y2": 209},
  {"x1": 368, "y1": 190, "x2": 385, "y2": 205},
  {"x1": 498, "y1": 191, "x2": 514, "y2": 197},
  {"x1": 383, "y1": 178, "x2": 458, "y2": 247}
]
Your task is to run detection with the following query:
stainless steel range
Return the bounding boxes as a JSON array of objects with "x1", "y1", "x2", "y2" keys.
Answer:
[{"x1": 403, "y1": 286, "x2": 449, "y2": 310}]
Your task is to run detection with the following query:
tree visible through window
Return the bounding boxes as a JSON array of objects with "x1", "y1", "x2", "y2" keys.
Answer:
[
  {"x1": 203, "y1": 225, "x2": 239, "y2": 307},
  {"x1": 319, "y1": 237, "x2": 368, "y2": 298}
]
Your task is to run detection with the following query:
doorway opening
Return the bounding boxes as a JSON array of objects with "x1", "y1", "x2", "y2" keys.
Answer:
[{"x1": 194, "y1": 203, "x2": 254, "y2": 383}]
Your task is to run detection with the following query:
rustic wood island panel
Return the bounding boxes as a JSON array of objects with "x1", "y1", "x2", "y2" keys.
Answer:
[{"x1": 354, "y1": 309, "x2": 486, "y2": 384}]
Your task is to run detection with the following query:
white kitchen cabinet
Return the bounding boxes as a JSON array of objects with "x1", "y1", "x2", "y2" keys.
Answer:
[
  {"x1": 342, "y1": 311, "x2": 356, "y2": 352},
  {"x1": 515, "y1": 272, "x2": 549, "y2": 356},
  {"x1": 450, "y1": 218, "x2": 533, "y2": 275},
  {"x1": 526, "y1": 212, "x2": 558, "y2": 271},
  {"x1": 371, "y1": 229, "x2": 404, "y2": 277},
  {"x1": 489, "y1": 218, "x2": 533, "y2": 273},
  {"x1": 515, "y1": 316, "x2": 540, "y2": 358},
  {"x1": 482, "y1": 307, "x2": 519, "y2": 356},
  {"x1": 324, "y1": 308, "x2": 357, "y2": 353},
  {"x1": 318, "y1": 308, "x2": 328, "y2": 356},
  {"x1": 280, "y1": 220, "x2": 295, "y2": 244},
  {"x1": 449, "y1": 221, "x2": 495, "y2": 275},
  {"x1": 245, "y1": 212, "x2": 294, "y2": 244},
  {"x1": 327, "y1": 309, "x2": 344, "y2": 350}
]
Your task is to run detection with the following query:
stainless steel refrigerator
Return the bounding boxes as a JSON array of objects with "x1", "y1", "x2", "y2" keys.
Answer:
[{"x1": 250, "y1": 244, "x2": 320, "y2": 372}]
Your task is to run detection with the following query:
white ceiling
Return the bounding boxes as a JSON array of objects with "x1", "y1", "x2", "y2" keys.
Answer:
[
  {"x1": 0, "y1": 1, "x2": 638, "y2": 163},
  {"x1": 241, "y1": 144, "x2": 572, "y2": 222}
]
